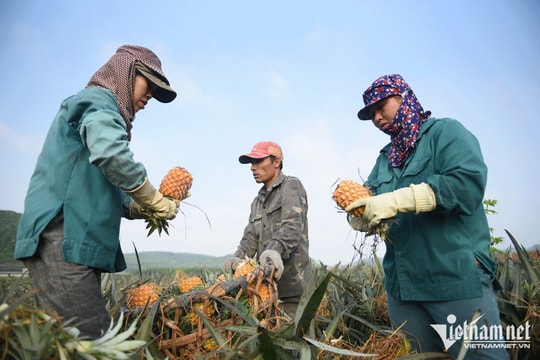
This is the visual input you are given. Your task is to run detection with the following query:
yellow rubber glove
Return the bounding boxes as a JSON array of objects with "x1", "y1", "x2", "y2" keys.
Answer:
[
  {"x1": 125, "y1": 178, "x2": 179, "y2": 220},
  {"x1": 345, "y1": 183, "x2": 436, "y2": 229}
]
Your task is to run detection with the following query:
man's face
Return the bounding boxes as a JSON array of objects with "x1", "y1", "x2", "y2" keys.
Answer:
[{"x1": 249, "y1": 156, "x2": 281, "y2": 188}]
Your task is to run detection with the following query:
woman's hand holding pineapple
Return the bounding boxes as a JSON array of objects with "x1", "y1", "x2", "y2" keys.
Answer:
[
  {"x1": 125, "y1": 177, "x2": 180, "y2": 220},
  {"x1": 346, "y1": 182, "x2": 436, "y2": 230}
]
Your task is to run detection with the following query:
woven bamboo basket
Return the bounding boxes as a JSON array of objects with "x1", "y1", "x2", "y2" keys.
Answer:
[{"x1": 152, "y1": 266, "x2": 282, "y2": 359}]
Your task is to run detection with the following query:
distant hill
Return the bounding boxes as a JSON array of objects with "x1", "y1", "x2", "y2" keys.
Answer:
[
  {"x1": 123, "y1": 251, "x2": 228, "y2": 272},
  {"x1": 0, "y1": 210, "x2": 229, "y2": 270},
  {"x1": 0, "y1": 210, "x2": 21, "y2": 265}
]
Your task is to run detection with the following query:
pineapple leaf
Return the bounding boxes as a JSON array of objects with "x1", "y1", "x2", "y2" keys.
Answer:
[
  {"x1": 197, "y1": 309, "x2": 230, "y2": 350},
  {"x1": 505, "y1": 229, "x2": 539, "y2": 284},
  {"x1": 294, "y1": 271, "x2": 332, "y2": 337},
  {"x1": 256, "y1": 326, "x2": 277, "y2": 359},
  {"x1": 304, "y1": 336, "x2": 378, "y2": 357}
]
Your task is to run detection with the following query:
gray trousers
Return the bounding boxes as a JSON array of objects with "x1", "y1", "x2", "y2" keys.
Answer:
[{"x1": 23, "y1": 213, "x2": 111, "y2": 339}]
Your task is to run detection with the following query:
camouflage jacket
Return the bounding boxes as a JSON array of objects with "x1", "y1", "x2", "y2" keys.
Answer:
[{"x1": 234, "y1": 173, "x2": 312, "y2": 298}]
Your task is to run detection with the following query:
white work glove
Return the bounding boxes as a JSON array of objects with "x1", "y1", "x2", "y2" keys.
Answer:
[
  {"x1": 346, "y1": 183, "x2": 436, "y2": 230},
  {"x1": 259, "y1": 249, "x2": 284, "y2": 281},
  {"x1": 222, "y1": 257, "x2": 242, "y2": 274},
  {"x1": 125, "y1": 177, "x2": 180, "y2": 220}
]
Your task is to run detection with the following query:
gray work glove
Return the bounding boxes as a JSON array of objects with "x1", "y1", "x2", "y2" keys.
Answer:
[
  {"x1": 125, "y1": 177, "x2": 179, "y2": 220},
  {"x1": 222, "y1": 257, "x2": 242, "y2": 274},
  {"x1": 259, "y1": 249, "x2": 284, "y2": 280}
]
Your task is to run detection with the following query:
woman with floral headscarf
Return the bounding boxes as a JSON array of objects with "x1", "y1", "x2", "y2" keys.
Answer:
[
  {"x1": 345, "y1": 74, "x2": 507, "y2": 359},
  {"x1": 15, "y1": 45, "x2": 179, "y2": 338}
]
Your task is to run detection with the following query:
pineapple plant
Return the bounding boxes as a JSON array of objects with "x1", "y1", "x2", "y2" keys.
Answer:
[
  {"x1": 146, "y1": 166, "x2": 193, "y2": 236},
  {"x1": 332, "y1": 179, "x2": 371, "y2": 217},
  {"x1": 126, "y1": 282, "x2": 161, "y2": 309}
]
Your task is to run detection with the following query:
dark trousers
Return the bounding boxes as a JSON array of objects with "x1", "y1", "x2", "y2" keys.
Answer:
[{"x1": 23, "y1": 213, "x2": 111, "y2": 339}]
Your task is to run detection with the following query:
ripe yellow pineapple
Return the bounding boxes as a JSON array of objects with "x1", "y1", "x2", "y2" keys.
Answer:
[
  {"x1": 332, "y1": 180, "x2": 371, "y2": 217},
  {"x1": 214, "y1": 273, "x2": 227, "y2": 284},
  {"x1": 185, "y1": 302, "x2": 215, "y2": 326},
  {"x1": 146, "y1": 166, "x2": 193, "y2": 236},
  {"x1": 126, "y1": 282, "x2": 161, "y2": 309},
  {"x1": 202, "y1": 337, "x2": 219, "y2": 351},
  {"x1": 247, "y1": 284, "x2": 271, "y2": 306},
  {"x1": 159, "y1": 166, "x2": 193, "y2": 200},
  {"x1": 178, "y1": 276, "x2": 204, "y2": 293},
  {"x1": 233, "y1": 257, "x2": 258, "y2": 279}
]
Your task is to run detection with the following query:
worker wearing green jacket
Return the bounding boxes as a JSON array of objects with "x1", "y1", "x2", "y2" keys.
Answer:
[
  {"x1": 346, "y1": 74, "x2": 507, "y2": 359},
  {"x1": 15, "y1": 45, "x2": 179, "y2": 338}
]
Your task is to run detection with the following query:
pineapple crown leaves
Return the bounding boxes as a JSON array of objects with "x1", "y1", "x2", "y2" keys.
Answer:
[{"x1": 65, "y1": 312, "x2": 147, "y2": 358}]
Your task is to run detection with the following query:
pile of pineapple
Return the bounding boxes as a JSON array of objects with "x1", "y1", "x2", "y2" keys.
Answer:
[{"x1": 125, "y1": 257, "x2": 280, "y2": 358}]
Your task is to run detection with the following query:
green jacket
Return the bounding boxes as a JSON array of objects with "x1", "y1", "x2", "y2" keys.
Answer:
[
  {"x1": 234, "y1": 173, "x2": 312, "y2": 298},
  {"x1": 15, "y1": 88, "x2": 146, "y2": 272},
  {"x1": 365, "y1": 117, "x2": 498, "y2": 301}
]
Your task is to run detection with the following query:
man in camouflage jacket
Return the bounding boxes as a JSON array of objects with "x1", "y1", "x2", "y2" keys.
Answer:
[{"x1": 222, "y1": 141, "x2": 312, "y2": 316}]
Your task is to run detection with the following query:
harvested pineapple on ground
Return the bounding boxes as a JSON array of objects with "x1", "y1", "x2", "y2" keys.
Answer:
[
  {"x1": 185, "y1": 302, "x2": 216, "y2": 326},
  {"x1": 178, "y1": 276, "x2": 204, "y2": 293},
  {"x1": 232, "y1": 257, "x2": 273, "y2": 306},
  {"x1": 126, "y1": 282, "x2": 161, "y2": 309},
  {"x1": 233, "y1": 257, "x2": 258, "y2": 279},
  {"x1": 146, "y1": 166, "x2": 193, "y2": 236}
]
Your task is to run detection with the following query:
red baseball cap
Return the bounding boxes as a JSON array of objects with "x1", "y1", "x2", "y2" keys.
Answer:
[{"x1": 239, "y1": 141, "x2": 283, "y2": 164}]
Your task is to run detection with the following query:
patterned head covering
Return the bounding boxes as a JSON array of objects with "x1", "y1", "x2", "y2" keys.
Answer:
[
  {"x1": 358, "y1": 74, "x2": 431, "y2": 167},
  {"x1": 86, "y1": 45, "x2": 176, "y2": 140}
]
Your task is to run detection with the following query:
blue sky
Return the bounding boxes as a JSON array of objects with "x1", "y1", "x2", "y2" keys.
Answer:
[{"x1": 1, "y1": 0, "x2": 538, "y2": 265}]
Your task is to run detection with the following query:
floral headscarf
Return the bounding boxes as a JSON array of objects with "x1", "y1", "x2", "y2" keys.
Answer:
[
  {"x1": 357, "y1": 74, "x2": 431, "y2": 167},
  {"x1": 86, "y1": 45, "x2": 174, "y2": 140}
]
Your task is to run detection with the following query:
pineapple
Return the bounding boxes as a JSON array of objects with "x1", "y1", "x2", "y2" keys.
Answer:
[
  {"x1": 178, "y1": 276, "x2": 204, "y2": 293},
  {"x1": 146, "y1": 166, "x2": 193, "y2": 236},
  {"x1": 214, "y1": 273, "x2": 227, "y2": 284},
  {"x1": 247, "y1": 284, "x2": 271, "y2": 306},
  {"x1": 159, "y1": 166, "x2": 193, "y2": 200},
  {"x1": 185, "y1": 302, "x2": 215, "y2": 326},
  {"x1": 332, "y1": 179, "x2": 371, "y2": 217},
  {"x1": 233, "y1": 257, "x2": 258, "y2": 279},
  {"x1": 202, "y1": 337, "x2": 219, "y2": 351},
  {"x1": 126, "y1": 282, "x2": 161, "y2": 309}
]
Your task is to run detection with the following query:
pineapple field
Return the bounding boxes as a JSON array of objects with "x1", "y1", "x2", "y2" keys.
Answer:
[{"x1": 1, "y1": 228, "x2": 538, "y2": 359}]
